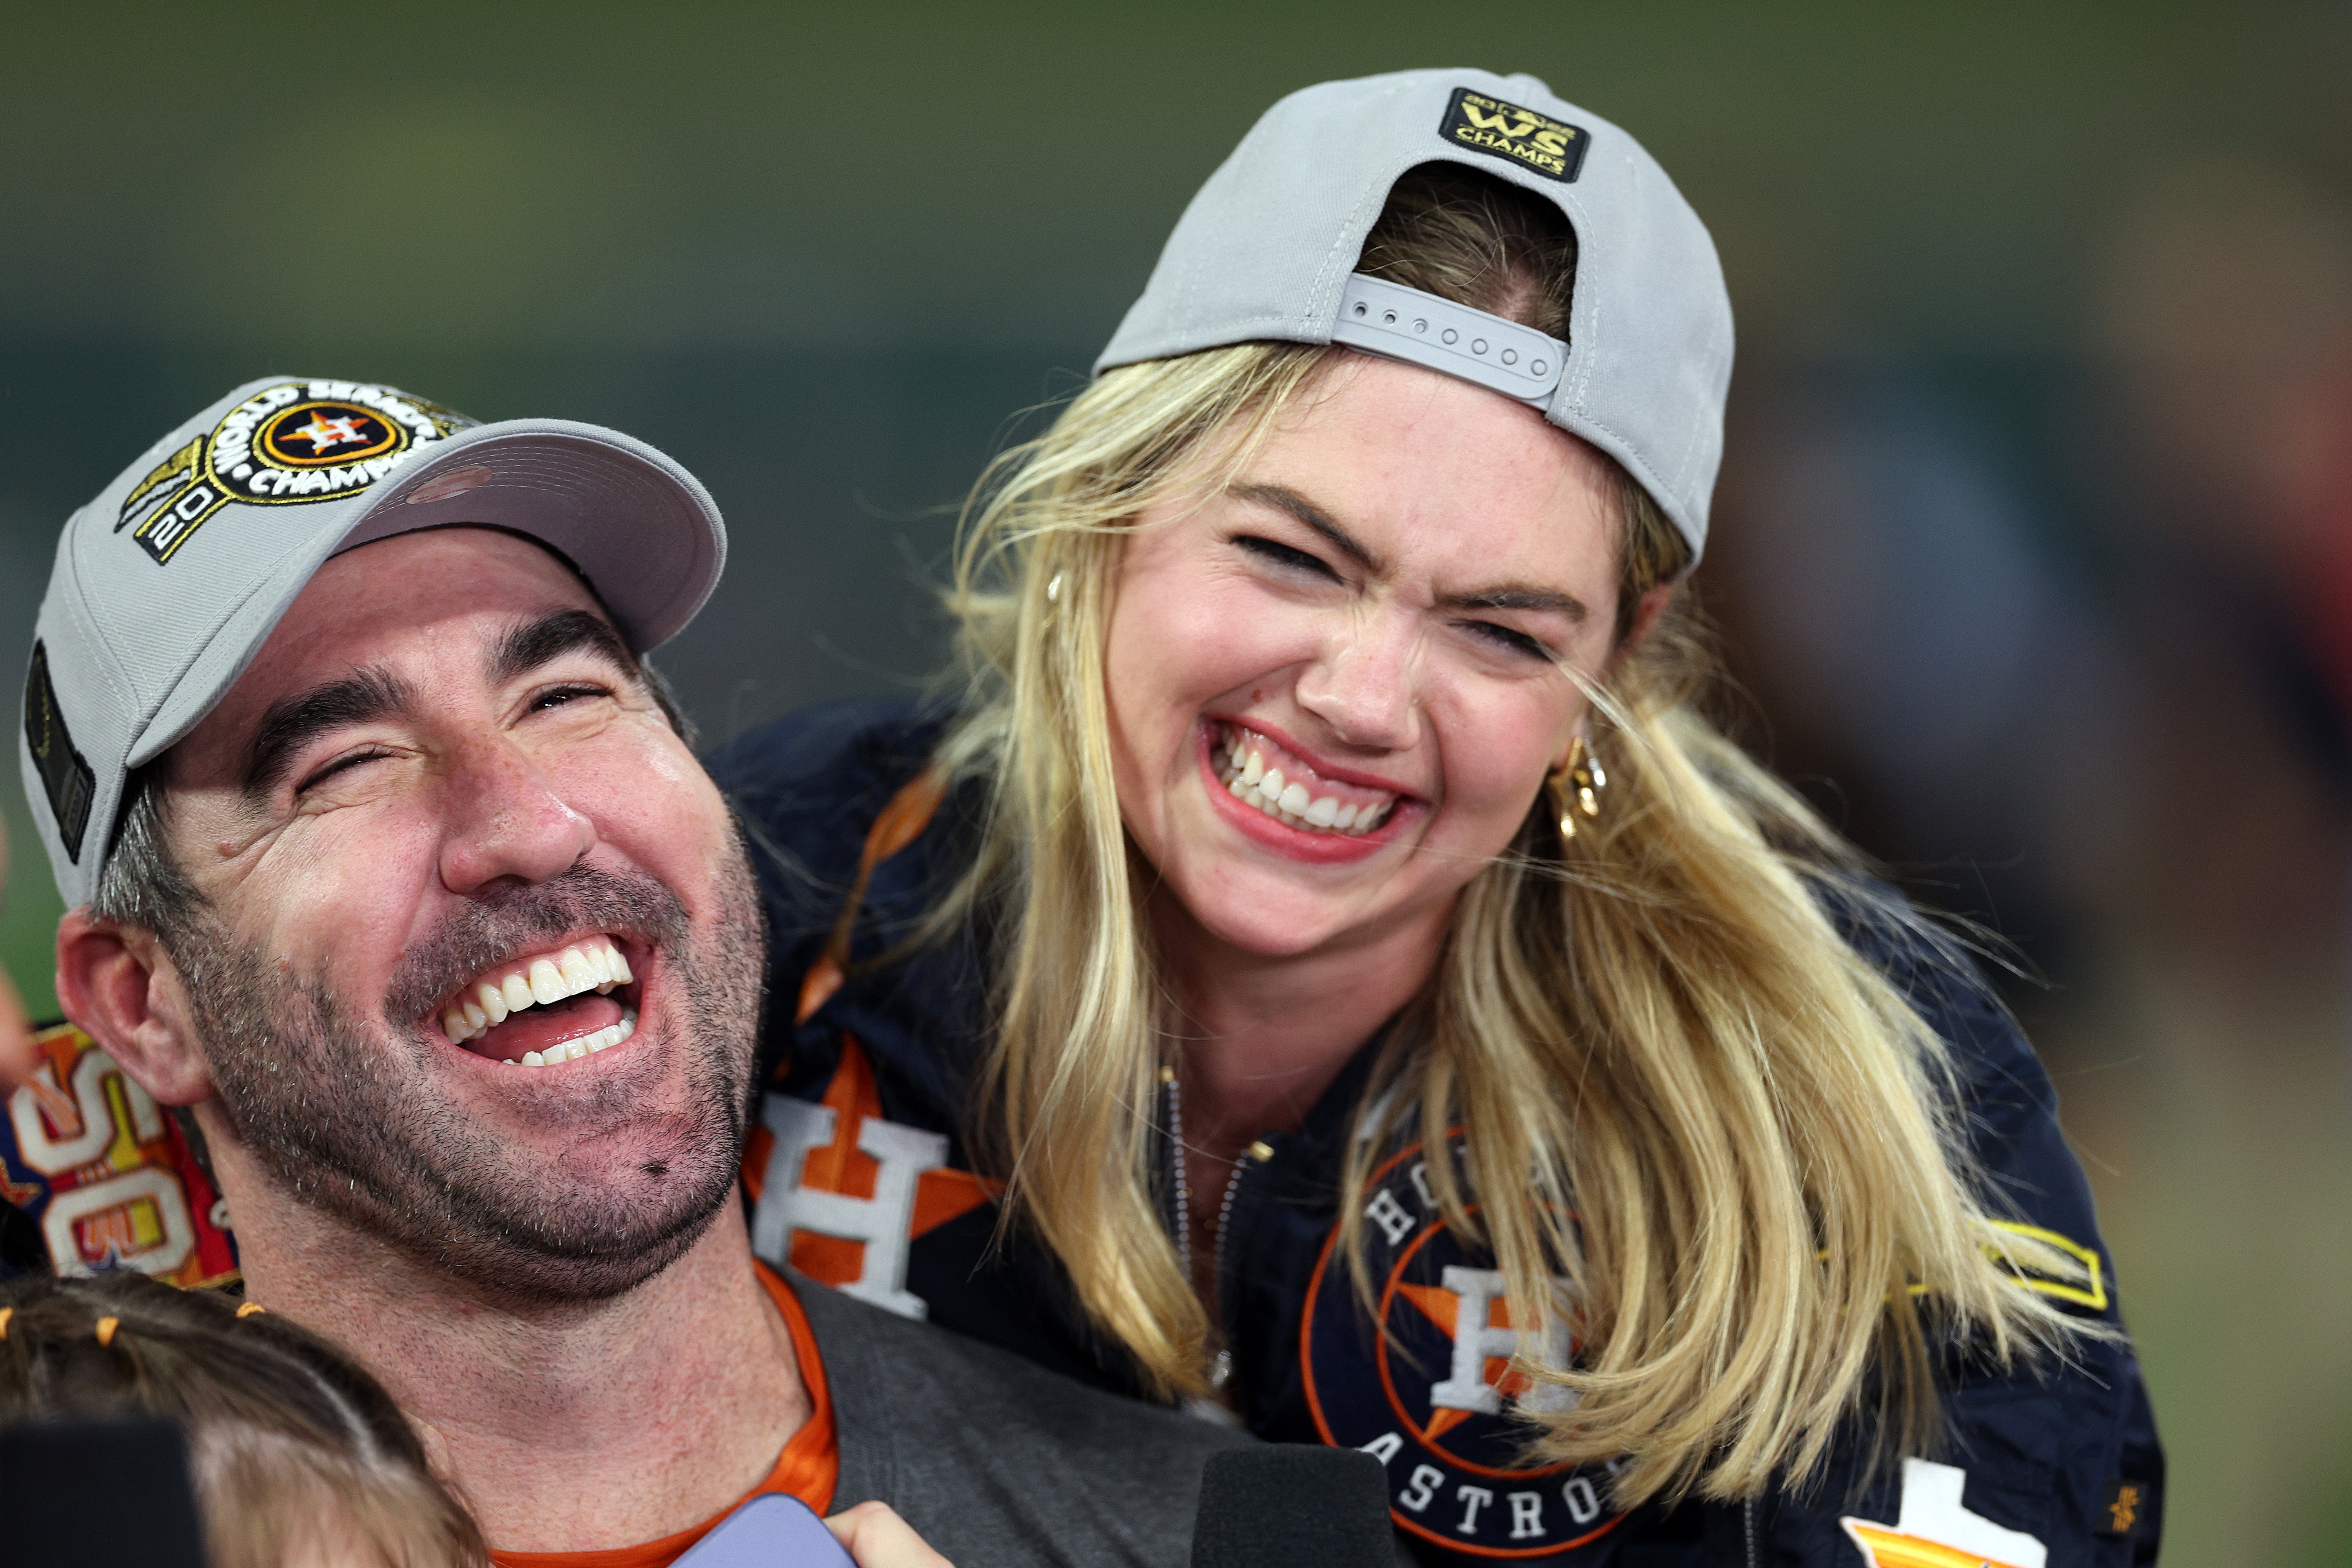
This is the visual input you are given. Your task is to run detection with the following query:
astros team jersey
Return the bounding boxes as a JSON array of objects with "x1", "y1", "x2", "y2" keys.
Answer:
[{"x1": 704, "y1": 697, "x2": 2165, "y2": 1567}]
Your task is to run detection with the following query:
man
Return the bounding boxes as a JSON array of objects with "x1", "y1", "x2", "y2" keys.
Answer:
[{"x1": 13, "y1": 379, "x2": 1240, "y2": 1565}]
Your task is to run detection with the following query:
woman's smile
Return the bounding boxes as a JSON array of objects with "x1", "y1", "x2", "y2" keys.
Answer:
[{"x1": 1195, "y1": 716, "x2": 1423, "y2": 864}]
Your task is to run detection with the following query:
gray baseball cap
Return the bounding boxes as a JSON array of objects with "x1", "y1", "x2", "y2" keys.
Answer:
[
  {"x1": 1096, "y1": 68, "x2": 1733, "y2": 563},
  {"x1": 20, "y1": 376, "x2": 727, "y2": 908}
]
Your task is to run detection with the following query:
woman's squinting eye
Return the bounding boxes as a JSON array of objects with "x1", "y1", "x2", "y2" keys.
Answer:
[
  {"x1": 1234, "y1": 534, "x2": 1341, "y2": 580},
  {"x1": 1465, "y1": 621, "x2": 1554, "y2": 661}
]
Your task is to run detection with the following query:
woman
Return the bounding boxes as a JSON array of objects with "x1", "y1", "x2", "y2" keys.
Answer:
[{"x1": 717, "y1": 70, "x2": 2161, "y2": 1564}]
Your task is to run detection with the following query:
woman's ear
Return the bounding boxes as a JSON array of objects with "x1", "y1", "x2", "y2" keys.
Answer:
[
  {"x1": 55, "y1": 909, "x2": 214, "y2": 1107},
  {"x1": 1619, "y1": 585, "x2": 1675, "y2": 657}
]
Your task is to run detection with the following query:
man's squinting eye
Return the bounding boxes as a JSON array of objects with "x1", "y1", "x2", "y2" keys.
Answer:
[
  {"x1": 528, "y1": 681, "x2": 615, "y2": 713},
  {"x1": 295, "y1": 749, "x2": 392, "y2": 794},
  {"x1": 1234, "y1": 534, "x2": 1341, "y2": 581}
]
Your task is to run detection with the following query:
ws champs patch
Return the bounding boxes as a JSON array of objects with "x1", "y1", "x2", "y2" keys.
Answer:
[
  {"x1": 1301, "y1": 1135, "x2": 1623, "y2": 1559},
  {"x1": 1439, "y1": 89, "x2": 1590, "y2": 183},
  {"x1": 114, "y1": 380, "x2": 475, "y2": 564}
]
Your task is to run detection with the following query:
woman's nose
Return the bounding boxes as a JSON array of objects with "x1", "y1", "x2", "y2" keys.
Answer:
[{"x1": 1294, "y1": 611, "x2": 1422, "y2": 752}]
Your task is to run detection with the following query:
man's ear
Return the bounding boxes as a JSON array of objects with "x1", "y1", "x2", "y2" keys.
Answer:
[{"x1": 55, "y1": 909, "x2": 214, "y2": 1107}]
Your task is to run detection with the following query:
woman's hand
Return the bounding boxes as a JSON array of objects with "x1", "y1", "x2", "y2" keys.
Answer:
[{"x1": 824, "y1": 1501, "x2": 955, "y2": 1568}]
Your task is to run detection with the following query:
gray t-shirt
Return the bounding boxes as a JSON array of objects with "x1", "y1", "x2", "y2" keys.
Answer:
[{"x1": 795, "y1": 1273, "x2": 1251, "y2": 1566}]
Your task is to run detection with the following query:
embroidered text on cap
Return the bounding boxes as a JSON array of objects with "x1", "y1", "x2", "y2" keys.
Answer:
[
  {"x1": 1439, "y1": 88, "x2": 1590, "y2": 183},
  {"x1": 114, "y1": 380, "x2": 477, "y2": 565}
]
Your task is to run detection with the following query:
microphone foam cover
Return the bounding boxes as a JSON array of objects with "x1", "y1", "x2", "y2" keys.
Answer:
[{"x1": 1192, "y1": 1444, "x2": 1394, "y2": 1568}]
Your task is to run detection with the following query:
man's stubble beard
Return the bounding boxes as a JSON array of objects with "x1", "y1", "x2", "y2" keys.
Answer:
[{"x1": 178, "y1": 833, "x2": 768, "y2": 1307}]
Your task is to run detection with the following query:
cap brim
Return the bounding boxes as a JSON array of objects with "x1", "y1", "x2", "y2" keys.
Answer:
[{"x1": 127, "y1": 419, "x2": 724, "y2": 769}]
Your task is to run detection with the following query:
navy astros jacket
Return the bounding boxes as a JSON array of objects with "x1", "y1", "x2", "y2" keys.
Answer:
[{"x1": 708, "y1": 699, "x2": 2165, "y2": 1568}]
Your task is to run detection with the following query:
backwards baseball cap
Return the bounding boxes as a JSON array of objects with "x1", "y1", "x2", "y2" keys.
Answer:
[
  {"x1": 20, "y1": 376, "x2": 727, "y2": 908},
  {"x1": 1096, "y1": 68, "x2": 1733, "y2": 563}
]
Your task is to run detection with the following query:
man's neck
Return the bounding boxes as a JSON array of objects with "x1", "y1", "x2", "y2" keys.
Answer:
[{"x1": 220, "y1": 1152, "x2": 808, "y2": 1553}]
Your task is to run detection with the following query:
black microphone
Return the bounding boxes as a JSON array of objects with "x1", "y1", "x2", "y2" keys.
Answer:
[
  {"x1": 0, "y1": 1416, "x2": 210, "y2": 1568},
  {"x1": 1192, "y1": 1444, "x2": 1396, "y2": 1568}
]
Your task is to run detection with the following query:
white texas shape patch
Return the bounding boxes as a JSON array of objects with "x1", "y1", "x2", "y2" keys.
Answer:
[{"x1": 1840, "y1": 1458, "x2": 2047, "y2": 1568}]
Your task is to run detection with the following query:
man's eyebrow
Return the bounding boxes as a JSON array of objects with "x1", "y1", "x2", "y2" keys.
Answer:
[
  {"x1": 243, "y1": 668, "x2": 413, "y2": 798},
  {"x1": 1440, "y1": 584, "x2": 1590, "y2": 622},
  {"x1": 1227, "y1": 483, "x2": 1384, "y2": 573},
  {"x1": 488, "y1": 609, "x2": 638, "y2": 689}
]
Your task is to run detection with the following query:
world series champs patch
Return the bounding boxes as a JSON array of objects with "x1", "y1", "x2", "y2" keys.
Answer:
[
  {"x1": 1439, "y1": 89, "x2": 1590, "y2": 184},
  {"x1": 1301, "y1": 1134, "x2": 1624, "y2": 1558},
  {"x1": 114, "y1": 380, "x2": 476, "y2": 565}
]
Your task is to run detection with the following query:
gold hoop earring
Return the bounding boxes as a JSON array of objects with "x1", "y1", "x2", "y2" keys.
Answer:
[{"x1": 1552, "y1": 736, "x2": 1607, "y2": 839}]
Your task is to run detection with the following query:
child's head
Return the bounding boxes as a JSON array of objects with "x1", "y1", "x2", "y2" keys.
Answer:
[{"x1": 0, "y1": 1270, "x2": 487, "y2": 1568}]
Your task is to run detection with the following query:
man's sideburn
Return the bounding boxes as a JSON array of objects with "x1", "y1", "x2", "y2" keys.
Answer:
[{"x1": 174, "y1": 837, "x2": 768, "y2": 1305}]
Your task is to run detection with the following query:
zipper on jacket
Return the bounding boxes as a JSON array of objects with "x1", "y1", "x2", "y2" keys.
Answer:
[
  {"x1": 1215, "y1": 1138, "x2": 1275, "y2": 1360},
  {"x1": 1744, "y1": 1496, "x2": 1759, "y2": 1568}
]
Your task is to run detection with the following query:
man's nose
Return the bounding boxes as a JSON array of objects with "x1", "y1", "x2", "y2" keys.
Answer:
[
  {"x1": 435, "y1": 735, "x2": 597, "y2": 894},
  {"x1": 1294, "y1": 609, "x2": 1423, "y2": 752}
]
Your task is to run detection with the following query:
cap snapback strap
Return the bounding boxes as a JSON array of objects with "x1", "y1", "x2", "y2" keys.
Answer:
[{"x1": 1330, "y1": 274, "x2": 1566, "y2": 412}]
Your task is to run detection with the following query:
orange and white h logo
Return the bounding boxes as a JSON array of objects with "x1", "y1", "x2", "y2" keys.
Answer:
[{"x1": 742, "y1": 1036, "x2": 1001, "y2": 1320}]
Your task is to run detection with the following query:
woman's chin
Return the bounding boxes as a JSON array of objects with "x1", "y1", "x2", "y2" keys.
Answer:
[{"x1": 1154, "y1": 871, "x2": 1403, "y2": 963}]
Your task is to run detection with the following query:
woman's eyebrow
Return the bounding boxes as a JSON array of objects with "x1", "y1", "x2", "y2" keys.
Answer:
[
  {"x1": 1441, "y1": 584, "x2": 1589, "y2": 622},
  {"x1": 1227, "y1": 483, "x2": 1384, "y2": 573}
]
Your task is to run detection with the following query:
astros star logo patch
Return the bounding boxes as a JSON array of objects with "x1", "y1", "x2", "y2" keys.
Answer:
[{"x1": 1301, "y1": 1134, "x2": 1622, "y2": 1558}]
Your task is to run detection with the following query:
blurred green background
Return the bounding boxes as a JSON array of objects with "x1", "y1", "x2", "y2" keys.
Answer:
[{"x1": 6, "y1": 5, "x2": 2350, "y2": 1560}]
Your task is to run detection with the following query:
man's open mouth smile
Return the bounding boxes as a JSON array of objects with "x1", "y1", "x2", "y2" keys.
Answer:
[{"x1": 433, "y1": 936, "x2": 640, "y2": 1069}]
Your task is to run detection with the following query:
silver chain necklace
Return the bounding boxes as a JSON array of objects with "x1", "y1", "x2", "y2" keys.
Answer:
[{"x1": 1163, "y1": 1065, "x2": 1266, "y2": 1396}]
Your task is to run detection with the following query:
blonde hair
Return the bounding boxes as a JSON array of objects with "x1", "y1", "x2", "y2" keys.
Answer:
[
  {"x1": 932, "y1": 165, "x2": 2092, "y2": 1506},
  {"x1": 0, "y1": 1270, "x2": 488, "y2": 1568}
]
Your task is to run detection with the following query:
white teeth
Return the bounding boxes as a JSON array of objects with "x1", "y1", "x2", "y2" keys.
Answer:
[
  {"x1": 441, "y1": 939, "x2": 636, "y2": 1055},
  {"x1": 505, "y1": 1007, "x2": 638, "y2": 1068},
  {"x1": 557, "y1": 947, "x2": 597, "y2": 993},
  {"x1": 1214, "y1": 729, "x2": 1399, "y2": 838}
]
